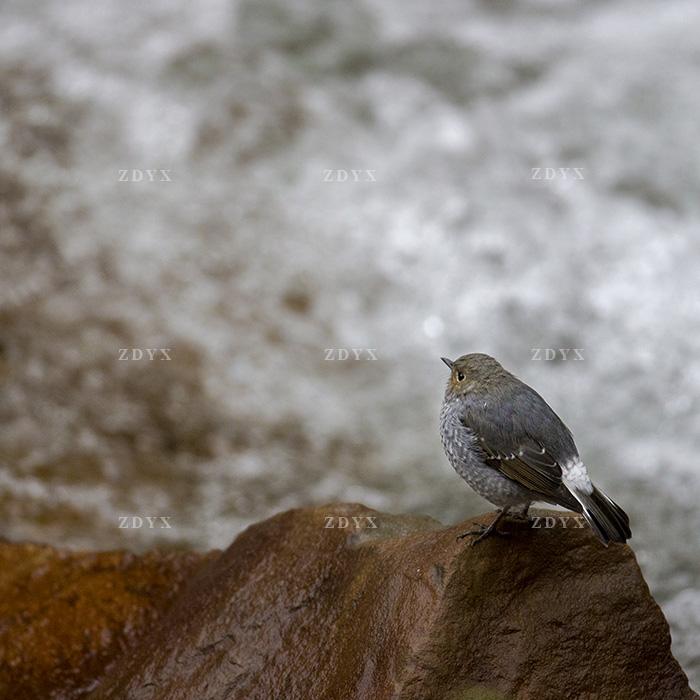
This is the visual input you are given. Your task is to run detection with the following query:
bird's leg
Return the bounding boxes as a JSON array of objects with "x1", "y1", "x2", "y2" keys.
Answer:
[
  {"x1": 458, "y1": 507, "x2": 511, "y2": 545},
  {"x1": 510, "y1": 502, "x2": 531, "y2": 521}
]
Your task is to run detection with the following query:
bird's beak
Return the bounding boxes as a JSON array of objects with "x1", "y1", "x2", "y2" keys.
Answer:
[{"x1": 441, "y1": 357, "x2": 454, "y2": 369}]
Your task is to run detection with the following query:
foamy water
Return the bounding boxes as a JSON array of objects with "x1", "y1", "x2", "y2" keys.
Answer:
[{"x1": 0, "y1": 0, "x2": 698, "y2": 687}]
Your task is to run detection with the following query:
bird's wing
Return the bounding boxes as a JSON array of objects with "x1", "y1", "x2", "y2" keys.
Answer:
[{"x1": 460, "y1": 383, "x2": 580, "y2": 508}]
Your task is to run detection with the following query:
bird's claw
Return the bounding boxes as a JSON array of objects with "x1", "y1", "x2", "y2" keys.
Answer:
[
  {"x1": 457, "y1": 522, "x2": 511, "y2": 545},
  {"x1": 457, "y1": 523, "x2": 487, "y2": 540},
  {"x1": 509, "y1": 512, "x2": 530, "y2": 522}
]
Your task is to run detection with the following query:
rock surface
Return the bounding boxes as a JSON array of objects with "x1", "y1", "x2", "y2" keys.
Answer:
[
  {"x1": 81, "y1": 504, "x2": 696, "y2": 700},
  {"x1": 0, "y1": 541, "x2": 213, "y2": 700},
  {"x1": 1, "y1": 507, "x2": 695, "y2": 699}
]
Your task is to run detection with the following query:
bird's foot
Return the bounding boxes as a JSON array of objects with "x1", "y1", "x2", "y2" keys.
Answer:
[
  {"x1": 457, "y1": 509, "x2": 511, "y2": 545},
  {"x1": 458, "y1": 523, "x2": 511, "y2": 545},
  {"x1": 509, "y1": 506, "x2": 531, "y2": 522}
]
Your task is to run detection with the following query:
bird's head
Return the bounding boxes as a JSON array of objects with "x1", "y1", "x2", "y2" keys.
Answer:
[{"x1": 441, "y1": 353, "x2": 508, "y2": 397}]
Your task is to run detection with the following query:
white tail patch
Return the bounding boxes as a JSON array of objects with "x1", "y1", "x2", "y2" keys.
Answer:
[{"x1": 562, "y1": 458, "x2": 593, "y2": 495}]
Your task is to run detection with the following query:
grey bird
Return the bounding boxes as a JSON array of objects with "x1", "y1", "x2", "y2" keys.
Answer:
[{"x1": 439, "y1": 353, "x2": 631, "y2": 546}]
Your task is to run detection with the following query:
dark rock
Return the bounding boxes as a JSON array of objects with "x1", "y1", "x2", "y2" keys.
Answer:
[
  {"x1": 0, "y1": 541, "x2": 214, "y2": 700},
  {"x1": 85, "y1": 504, "x2": 697, "y2": 700}
]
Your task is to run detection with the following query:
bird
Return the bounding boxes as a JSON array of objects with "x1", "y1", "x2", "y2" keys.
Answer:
[{"x1": 439, "y1": 353, "x2": 631, "y2": 546}]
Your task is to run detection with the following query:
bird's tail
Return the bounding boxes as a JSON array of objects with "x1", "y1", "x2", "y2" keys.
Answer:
[{"x1": 569, "y1": 485, "x2": 631, "y2": 546}]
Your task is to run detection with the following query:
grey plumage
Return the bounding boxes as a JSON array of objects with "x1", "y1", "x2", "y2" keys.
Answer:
[{"x1": 439, "y1": 353, "x2": 631, "y2": 545}]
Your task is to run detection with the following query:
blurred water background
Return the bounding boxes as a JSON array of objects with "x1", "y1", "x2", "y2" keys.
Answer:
[{"x1": 0, "y1": 0, "x2": 698, "y2": 687}]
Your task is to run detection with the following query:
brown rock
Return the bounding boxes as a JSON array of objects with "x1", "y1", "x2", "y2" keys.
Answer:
[
  {"x1": 0, "y1": 541, "x2": 214, "y2": 700},
  {"x1": 86, "y1": 504, "x2": 697, "y2": 700}
]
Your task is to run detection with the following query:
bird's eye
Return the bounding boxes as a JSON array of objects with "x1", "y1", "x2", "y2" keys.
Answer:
[{"x1": 456, "y1": 371, "x2": 465, "y2": 382}]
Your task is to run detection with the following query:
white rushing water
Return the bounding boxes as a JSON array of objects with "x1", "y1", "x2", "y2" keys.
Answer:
[{"x1": 0, "y1": 0, "x2": 698, "y2": 687}]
